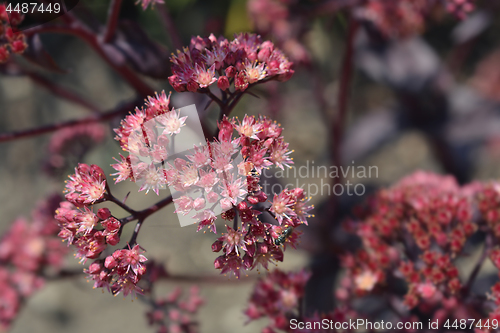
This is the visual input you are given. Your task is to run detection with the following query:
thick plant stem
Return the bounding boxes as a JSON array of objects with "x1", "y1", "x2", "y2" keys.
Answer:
[
  {"x1": 103, "y1": 0, "x2": 123, "y2": 43},
  {"x1": 328, "y1": 17, "x2": 359, "y2": 217}
]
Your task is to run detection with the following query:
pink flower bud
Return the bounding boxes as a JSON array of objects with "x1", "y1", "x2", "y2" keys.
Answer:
[
  {"x1": 102, "y1": 217, "x2": 120, "y2": 233},
  {"x1": 247, "y1": 196, "x2": 259, "y2": 204},
  {"x1": 225, "y1": 52, "x2": 235, "y2": 65},
  {"x1": 97, "y1": 208, "x2": 111, "y2": 220},
  {"x1": 169, "y1": 75, "x2": 186, "y2": 92},
  {"x1": 106, "y1": 233, "x2": 120, "y2": 246},
  {"x1": 237, "y1": 201, "x2": 249, "y2": 211},
  {"x1": 112, "y1": 249, "x2": 125, "y2": 260},
  {"x1": 217, "y1": 76, "x2": 230, "y2": 91},
  {"x1": 193, "y1": 197, "x2": 206, "y2": 211},
  {"x1": 258, "y1": 41, "x2": 273, "y2": 62},
  {"x1": 220, "y1": 198, "x2": 232, "y2": 211},
  {"x1": 256, "y1": 191, "x2": 268, "y2": 202},
  {"x1": 212, "y1": 240, "x2": 223, "y2": 252},
  {"x1": 206, "y1": 191, "x2": 218, "y2": 203},
  {"x1": 225, "y1": 66, "x2": 236, "y2": 77},
  {"x1": 214, "y1": 256, "x2": 226, "y2": 269},
  {"x1": 88, "y1": 261, "x2": 102, "y2": 274},
  {"x1": 235, "y1": 74, "x2": 248, "y2": 91},
  {"x1": 90, "y1": 164, "x2": 106, "y2": 180},
  {"x1": 157, "y1": 134, "x2": 169, "y2": 146},
  {"x1": 242, "y1": 253, "x2": 253, "y2": 268},
  {"x1": 11, "y1": 39, "x2": 26, "y2": 54},
  {"x1": 187, "y1": 81, "x2": 199, "y2": 92},
  {"x1": 105, "y1": 255, "x2": 117, "y2": 269},
  {"x1": 247, "y1": 51, "x2": 257, "y2": 62}
]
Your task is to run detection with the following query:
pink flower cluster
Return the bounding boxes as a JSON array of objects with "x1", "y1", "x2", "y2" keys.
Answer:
[
  {"x1": 111, "y1": 90, "x2": 176, "y2": 193},
  {"x1": 0, "y1": 5, "x2": 27, "y2": 63},
  {"x1": 0, "y1": 195, "x2": 67, "y2": 331},
  {"x1": 85, "y1": 244, "x2": 147, "y2": 298},
  {"x1": 207, "y1": 118, "x2": 311, "y2": 278},
  {"x1": 136, "y1": 0, "x2": 164, "y2": 10},
  {"x1": 244, "y1": 269, "x2": 310, "y2": 333},
  {"x1": 446, "y1": 0, "x2": 475, "y2": 20},
  {"x1": 355, "y1": 0, "x2": 429, "y2": 39},
  {"x1": 45, "y1": 123, "x2": 106, "y2": 175},
  {"x1": 355, "y1": 0, "x2": 475, "y2": 39},
  {"x1": 247, "y1": 0, "x2": 310, "y2": 65},
  {"x1": 146, "y1": 286, "x2": 203, "y2": 333},
  {"x1": 168, "y1": 33, "x2": 294, "y2": 93},
  {"x1": 64, "y1": 163, "x2": 107, "y2": 206},
  {"x1": 340, "y1": 172, "x2": 476, "y2": 306},
  {"x1": 112, "y1": 91, "x2": 312, "y2": 278},
  {"x1": 56, "y1": 165, "x2": 148, "y2": 297},
  {"x1": 478, "y1": 182, "x2": 500, "y2": 324},
  {"x1": 330, "y1": 171, "x2": 500, "y2": 331}
]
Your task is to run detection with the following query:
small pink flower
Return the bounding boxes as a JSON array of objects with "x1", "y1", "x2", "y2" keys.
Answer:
[
  {"x1": 234, "y1": 115, "x2": 262, "y2": 140},
  {"x1": 75, "y1": 207, "x2": 99, "y2": 235},
  {"x1": 193, "y1": 63, "x2": 217, "y2": 88},
  {"x1": 270, "y1": 190, "x2": 296, "y2": 225},
  {"x1": 194, "y1": 210, "x2": 217, "y2": 233},
  {"x1": 157, "y1": 109, "x2": 187, "y2": 135},
  {"x1": 65, "y1": 164, "x2": 106, "y2": 205},
  {"x1": 417, "y1": 282, "x2": 436, "y2": 299},
  {"x1": 114, "y1": 244, "x2": 148, "y2": 276},
  {"x1": 187, "y1": 145, "x2": 211, "y2": 168},
  {"x1": 138, "y1": 163, "x2": 165, "y2": 195},
  {"x1": 354, "y1": 270, "x2": 378, "y2": 291},
  {"x1": 219, "y1": 225, "x2": 248, "y2": 255},
  {"x1": 111, "y1": 154, "x2": 133, "y2": 183}
]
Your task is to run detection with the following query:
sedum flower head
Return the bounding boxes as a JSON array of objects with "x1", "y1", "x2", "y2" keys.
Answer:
[{"x1": 168, "y1": 33, "x2": 294, "y2": 93}]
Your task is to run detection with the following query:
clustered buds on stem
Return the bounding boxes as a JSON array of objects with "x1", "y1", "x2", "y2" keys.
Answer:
[
  {"x1": 136, "y1": 0, "x2": 164, "y2": 11},
  {"x1": 56, "y1": 164, "x2": 149, "y2": 297},
  {"x1": 44, "y1": 123, "x2": 106, "y2": 176},
  {"x1": 168, "y1": 33, "x2": 294, "y2": 93},
  {"x1": 110, "y1": 87, "x2": 312, "y2": 278},
  {"x1": 330, "y1": 172, "x2": 500, "y2": 331},
  {"x1": 55, "y1": 31, "x2": 310, "y2": 317},
  {"x1": 0, "y1": 5, "x2": 27, "y2": 63},
  {"x1": 145, "y1": 286, "x2": 203, "y2": 333},
  {"x1": 0, "y1": 195, "x2": 67, "y2": 331},
  {"x1": 354, "y1": 0, "x2": 475, "y2": 39},
  {"x1": 340, "y1": 172, "x2": 477, "y2": 301},
  {"x1": 244, "y1": 269, "x2": 311, "y2": 332}
]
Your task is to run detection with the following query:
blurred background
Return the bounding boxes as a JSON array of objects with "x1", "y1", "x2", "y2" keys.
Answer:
[{"x1": 2, "y1": 0, "x2": 500, "y2": 332}]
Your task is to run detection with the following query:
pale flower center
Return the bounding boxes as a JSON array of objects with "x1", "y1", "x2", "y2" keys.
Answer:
[
  {"x1": 241, "y1": 124, "x2": 254, "y2": 137},
  {"x1": 247, "y1": 68, "x2": 260, "y2": 83},
  {"x1": 181, "y1": 167, "x2": 199, "y2": 186},
  {"x1": 355, "y1": 271, "x2": 378, "y2": 291},
  {"x1": 166, "y1": 118, "x2": 181, "y2": 133},
  {"x1": 198, "y1": 72, "x2": 213, "y2": 86},
  {"x1": 273, "y1": 201, "x2": 287, "y2": 215}
]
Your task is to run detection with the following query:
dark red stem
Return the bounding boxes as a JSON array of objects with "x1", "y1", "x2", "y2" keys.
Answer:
[
  {"x1": 103, "y1": 0, "x2": 123, "y2": 43},
  {"x1": 331, "y1": 17, "x2": 358, "y2": 188},
  {"x1": 25, "y1": 20, "x2": 154, "y2": 97},
  {"x1": 0, "y1": 99, "x2": 139, "y2": 143}
]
